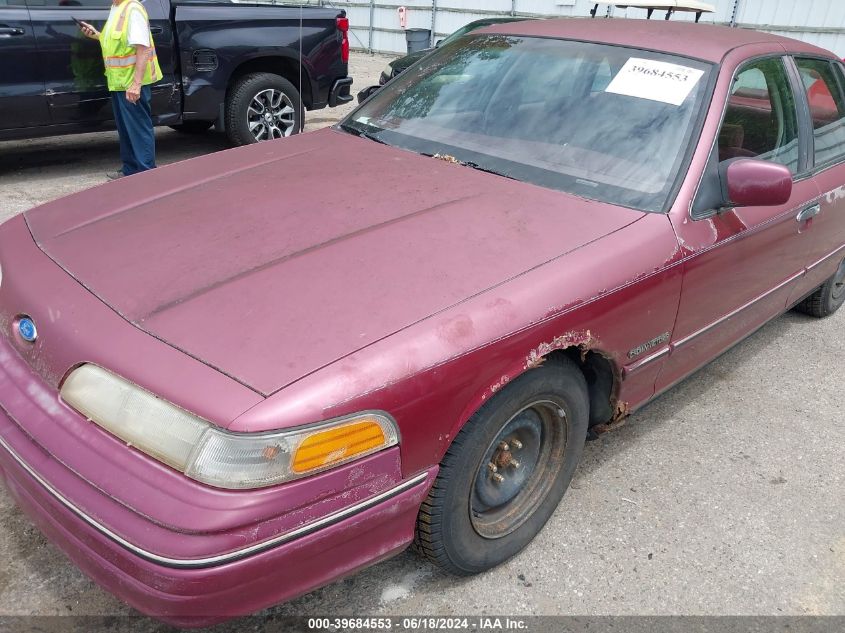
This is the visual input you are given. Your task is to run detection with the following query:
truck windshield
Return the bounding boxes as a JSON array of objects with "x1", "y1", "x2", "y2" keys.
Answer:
[{"x1": 343, "y1": 35, "x2": 713, "y2": 212}]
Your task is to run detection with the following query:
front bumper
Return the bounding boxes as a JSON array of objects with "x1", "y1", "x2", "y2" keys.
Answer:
[{"x1": 0, "y1": 337, "x2": 435, "y2": 625}]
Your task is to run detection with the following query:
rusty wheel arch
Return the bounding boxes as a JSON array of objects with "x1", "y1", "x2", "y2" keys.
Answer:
[
  {"x1": 446, "y1": 337, "x2": 629, "y2": 458},
  {"x1": 544, "y1": 347, "x2": 623, "y2": 430}
]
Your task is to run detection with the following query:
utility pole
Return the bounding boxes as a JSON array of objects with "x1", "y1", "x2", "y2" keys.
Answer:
[
  {"x1": 431, "y1": 0, "x2": 438, "y2": 48},
  {"x1": 368, "y1": 0, "x2": 375, "y2": 53},
  {"x1": 730, "y1": 0, "x2": 742, "y2": 27}
]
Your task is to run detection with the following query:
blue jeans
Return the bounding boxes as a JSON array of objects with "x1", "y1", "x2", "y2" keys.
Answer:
[{"x1": 111, "y1": 85, "x2": 156, "y2": 176}]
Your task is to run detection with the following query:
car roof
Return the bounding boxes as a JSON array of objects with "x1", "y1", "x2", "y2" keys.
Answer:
[{"x1": 480, "y1": 18, "x2": 835, "y2": 63}]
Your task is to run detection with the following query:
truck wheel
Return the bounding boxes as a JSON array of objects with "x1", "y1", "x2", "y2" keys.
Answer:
[
  {"x1": 414, "y1": 357, "x2": 589, "y2": 575},
  {"x1": 169, "y1": 121, "x2": 214, "y2": 134},
  {"x1": 794, "y1": 257, "x2": 845, "y2": 318},
  {"x1": 225, "y1": 73, "x2": 303, "y2": 146}
]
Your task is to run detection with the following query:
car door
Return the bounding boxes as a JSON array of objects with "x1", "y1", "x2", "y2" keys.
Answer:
[
  {"x1": 28, "y1": 0, "x2": 178, "y2": 127},
  {"x1": 789, "y1": 56, "x2": 845, "y2": 299},
  {"x1": 0, "y1": 1, "x2": 49, "y2": 131},
  {"x1": 659, "y1": 55, "x2": 821, "y2": 390}
]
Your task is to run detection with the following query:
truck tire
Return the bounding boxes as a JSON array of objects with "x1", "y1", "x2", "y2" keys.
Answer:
[
  {"x1": 225, "y1": 73, "x2": 303, "y2": 146},
  {"x1": 169, "y1": 121, "x2": 214, "y2": 134},
  {"x1": 414, "y1": 357, "x2": 589, "y2": 575}
]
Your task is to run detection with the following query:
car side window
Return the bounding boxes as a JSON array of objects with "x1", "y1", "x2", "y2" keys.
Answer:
[
  {"x1": 718, "y1": 58, "x2": 799, "y2": 174},
  {"x1": 794, "y1": 57, "x2": 845, "y2": 169}
]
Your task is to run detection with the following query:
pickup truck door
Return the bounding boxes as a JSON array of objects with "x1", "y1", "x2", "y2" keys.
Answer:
[
  {"x1": 0, "y1": 3, "x2": 49, "y2": 130},
  {"x1": 659, "y1": 55, "x2": 821, "y2": 392},
  {"x1": 27, "y1": 0, "x2": 178, "y2": 126}
]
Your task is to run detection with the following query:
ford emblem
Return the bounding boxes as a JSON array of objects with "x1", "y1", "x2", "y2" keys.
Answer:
[{"x1": 18, "y1": 316, "x2": 37, "y2": 343}]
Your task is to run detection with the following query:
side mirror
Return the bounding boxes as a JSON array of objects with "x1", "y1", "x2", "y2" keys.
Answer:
[
  {"x1": 435, "y1": 39, "x2": 443, "y2": 47},
  {"x1": 356, "y1": 85, "x2": 381, "y2": 104},
  {"x1": 720, "y1": 159, "x2": 792, "y2": 208}
]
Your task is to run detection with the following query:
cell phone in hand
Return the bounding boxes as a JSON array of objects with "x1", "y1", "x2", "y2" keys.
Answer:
[{"x1": 72, "y1": 16, "x2": 85, "y2": 28}]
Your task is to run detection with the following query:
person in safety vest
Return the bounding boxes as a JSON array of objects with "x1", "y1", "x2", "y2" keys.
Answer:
[{"x1": 79, "y1": 0, "x2": 161, "y2": 179}]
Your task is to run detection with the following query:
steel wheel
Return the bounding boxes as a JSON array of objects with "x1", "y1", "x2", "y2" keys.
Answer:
[
  {"x1": 471, "y1": 401, "x2": 567, "y2": 539},
  {"x1": 247, "y1": 88, "x2": 296, "y2": 141},
  {"x1": 414, "y1": 358, "x2": 589, "y2": 575}
]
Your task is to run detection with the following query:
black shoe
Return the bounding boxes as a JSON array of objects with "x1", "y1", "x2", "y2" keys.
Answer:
[{"x1": 105, "y1": 171, "x2": 125, "y2": 180}]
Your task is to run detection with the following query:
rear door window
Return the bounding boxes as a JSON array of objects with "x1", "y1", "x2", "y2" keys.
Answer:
[{"x1": 794, "y1": 57, "x2": 845, "y2": 169}]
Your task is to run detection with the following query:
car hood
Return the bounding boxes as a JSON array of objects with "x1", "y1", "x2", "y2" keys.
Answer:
[{"x1": 26, "y1": 129, "x2": 642, "y2": 396}]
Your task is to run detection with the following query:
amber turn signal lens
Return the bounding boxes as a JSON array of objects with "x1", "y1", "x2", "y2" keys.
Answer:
[{"x1": 292, "y1": 420, "x2": 387, "y2": 474}]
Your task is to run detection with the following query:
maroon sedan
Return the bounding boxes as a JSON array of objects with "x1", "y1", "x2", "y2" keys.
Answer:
[{"x1": 1, "y1": 19, "x2": 844, "y2": 625}]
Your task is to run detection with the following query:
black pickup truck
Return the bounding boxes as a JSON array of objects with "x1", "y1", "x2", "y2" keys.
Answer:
[{"x1": 0, "y1": 0, "x2": 352, "y2": 145}]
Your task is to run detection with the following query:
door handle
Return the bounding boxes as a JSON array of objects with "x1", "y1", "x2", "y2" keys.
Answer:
[
  {"x1": 796, "y1": 203, "x2": 821, "y2": 223},
  {"x1": 150, "y1": 26, "x2": 164, "y2": 35},
  {"x1": 0, "y1": 27, "x2": 25, "y2": 36}
]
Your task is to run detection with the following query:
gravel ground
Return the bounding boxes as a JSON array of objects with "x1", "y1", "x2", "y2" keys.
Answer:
[{"x1": 0, "y1": 50, "x2": 843, "y2": 629}]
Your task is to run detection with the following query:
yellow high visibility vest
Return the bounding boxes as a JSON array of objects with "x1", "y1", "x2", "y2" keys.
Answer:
[{"x1": 100, "y1": 0, "x2": 162, "y2": 92}]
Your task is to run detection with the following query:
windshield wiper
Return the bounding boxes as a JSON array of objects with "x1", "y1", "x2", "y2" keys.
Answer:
[{"x1": 339, "y1": 122, "x2": 388, "y2": 145}]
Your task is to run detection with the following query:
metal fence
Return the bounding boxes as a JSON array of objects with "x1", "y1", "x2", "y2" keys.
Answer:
[{"x1": 268, "y1": 0, "x2": 845, "y2": 56}]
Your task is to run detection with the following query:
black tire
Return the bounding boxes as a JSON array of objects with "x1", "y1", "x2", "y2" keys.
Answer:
[
  {"x1": 794, "y1": 257, "x2": 845, "y2": 318},
  {"x1": 225, "y1": 73, "x2": 303, "y2": 146},
  {"x1": 415, "y1": 357, "x2": 589, "y2": 575},
  {"x1": 169, "y1": 120, "x2": 214, "y2": 134}
]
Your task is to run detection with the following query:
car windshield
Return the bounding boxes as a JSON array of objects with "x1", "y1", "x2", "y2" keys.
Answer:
[
  {"x1": 439, "y1": 19, "x2": 512, "y2": 47},
  {"x1": 343, "y1": 35, "x2": 713, "y2": 212},
  {"x1": 439, "y1": 22, "x2": 481, "y2": 47}
]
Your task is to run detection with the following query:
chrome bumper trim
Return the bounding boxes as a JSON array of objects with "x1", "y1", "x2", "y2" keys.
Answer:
[{"x1": 0, "y1": 429, "x2": 428, "y2": 570}]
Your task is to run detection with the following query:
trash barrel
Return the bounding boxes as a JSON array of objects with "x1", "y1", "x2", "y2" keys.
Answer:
[{"x1": 405, "y1": 28, "x2": 432, "y2": 54}]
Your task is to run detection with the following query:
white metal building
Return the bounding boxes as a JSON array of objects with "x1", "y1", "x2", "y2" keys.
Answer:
[{"x1": 306, "y1": 0, "x2": 845, "y2": 57}]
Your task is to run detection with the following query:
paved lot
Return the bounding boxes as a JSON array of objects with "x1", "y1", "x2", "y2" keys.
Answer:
[{"x1": 0, "y1": 51, "x2": 843, "y2": 628}]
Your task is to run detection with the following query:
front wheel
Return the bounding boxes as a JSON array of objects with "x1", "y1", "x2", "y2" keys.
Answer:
[
  {"x1": 415, "y1": 357, "x2": 589, "y2": 575},
  {"x1": 225, "y1": 73, "x2": 303, "y2": 146},
  {"x1": 794, "y1": 257, "x2": 845, "y2": 318}
]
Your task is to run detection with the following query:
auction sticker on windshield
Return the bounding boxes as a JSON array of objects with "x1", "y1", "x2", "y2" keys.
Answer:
[{"x1": 605, "y1": 57, "x2": 704, "y2": 106}]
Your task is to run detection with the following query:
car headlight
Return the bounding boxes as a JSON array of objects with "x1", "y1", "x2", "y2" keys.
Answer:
[{"x1": 60, "y1": 364, "x2": 399, "y2": 489}]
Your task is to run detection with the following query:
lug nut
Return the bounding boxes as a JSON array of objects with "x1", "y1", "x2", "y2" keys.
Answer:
[
  {"x1": 488, "y1": 462, "x2": 498, "y2": 473},
  {"x1": 498, "y1": 441, "x2": 510, "y2": 452},
  {"x1": 492, "y1": 473, "x2": 505, "y2": 484},
  {"x1": 511, "y1": 439, "x2": 523, "y2": 450},
  {"x1": 510, "y1": 459, "x2": 521, "y2": 469}
]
